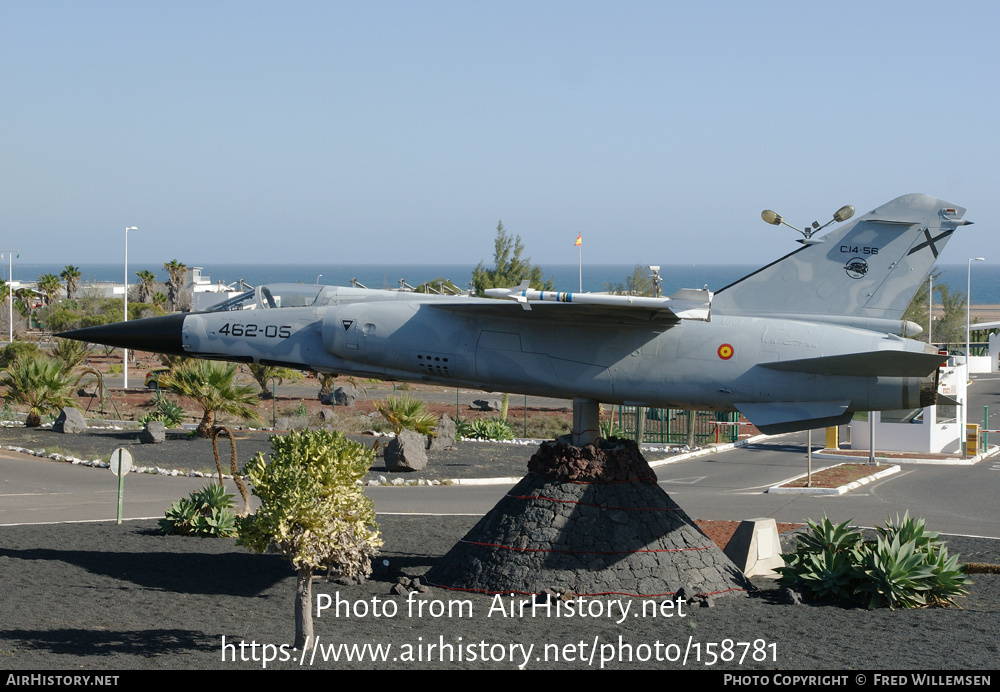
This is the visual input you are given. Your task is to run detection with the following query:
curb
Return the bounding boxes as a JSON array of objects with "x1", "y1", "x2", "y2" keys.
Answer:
[
  {"x1": 810, "y1": 444, "x2": 1000, "y2": 466},
  {"x1": 765, "y1": 463, "x2": 902, "y2": 495},
  {"x1": 646, "y1": 434, "x2": 771, "y2": 468}
]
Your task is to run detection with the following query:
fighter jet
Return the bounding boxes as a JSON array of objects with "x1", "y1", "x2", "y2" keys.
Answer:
[{"x1": 58, "y1": 193, "x2": 969, "y2": 443}]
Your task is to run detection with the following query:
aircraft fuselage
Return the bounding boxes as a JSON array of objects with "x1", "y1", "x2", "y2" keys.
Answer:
[{"x1": 179, "y1": 287, "x2": 930, "y2": 418}]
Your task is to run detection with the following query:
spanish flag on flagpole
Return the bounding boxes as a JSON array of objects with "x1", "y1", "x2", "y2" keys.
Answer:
[{"x1": 575, "y1": 234, "x2": 582, "y2": 291}]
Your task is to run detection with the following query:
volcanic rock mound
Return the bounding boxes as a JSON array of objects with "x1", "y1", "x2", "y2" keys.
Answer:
[{"x1": 425, "y1": 438, "x2": 751, "y2": 598}]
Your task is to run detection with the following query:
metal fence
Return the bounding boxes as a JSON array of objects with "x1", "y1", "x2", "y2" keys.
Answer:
[{"x1": 614, "y1": 407, "x2": 741, "y2": 445}]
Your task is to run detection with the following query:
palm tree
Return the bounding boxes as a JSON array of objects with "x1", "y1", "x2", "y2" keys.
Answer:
[
  {"x1": 163, "y1": 260, "x2": 187, "y2": 311},
  {"x1": 0, "y1": 353, "x2": 79, "y2": 427},
  {"x1": 14, "y1": 287, "x2": 36, "y2": 327},
  {"x1": 135, "y1": 270, "x2": 157, "y2": 304},
  {"x1": 374, "y1": 394, "x2": 437, "y2": 435},
  {"x1": 51, "y1": 338, "x2": 91, "y2": 375},
  {"x1": 61, "y1": 266, "x2": 81, "y2": 301},
  {"x1": 36, "y1": 274, "x2": 61, "y2": 306},
  {"x1": 159, "y1": 360, "x2": 260, "y2": 437},
  {"x1": 247, "y1": 363, "x2": 301, "y2": 399}
]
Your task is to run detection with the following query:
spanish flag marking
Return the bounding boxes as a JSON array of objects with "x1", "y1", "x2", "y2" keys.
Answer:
[{"x1": 717, "y1": 344, "x2": 734, "y2": 360}]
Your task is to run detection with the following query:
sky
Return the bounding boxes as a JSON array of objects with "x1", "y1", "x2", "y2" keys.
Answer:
[{"x1": 2, "y1": 1, "x2": 998, "y2": 267}]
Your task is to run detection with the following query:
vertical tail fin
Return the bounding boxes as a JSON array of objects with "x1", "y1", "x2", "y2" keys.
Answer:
[{"x1": 713, "y1": 194, "x2": 970, "y2": 321}]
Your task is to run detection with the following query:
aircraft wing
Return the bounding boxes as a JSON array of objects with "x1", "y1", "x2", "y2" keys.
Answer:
[{"x1": 435, "y1": 283, "x2": 711, "y2": 326}]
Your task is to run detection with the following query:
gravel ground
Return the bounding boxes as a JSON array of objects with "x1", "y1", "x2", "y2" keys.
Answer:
[
  {"x1": 0, "y1": 518, "x2": 997, "y2": 672},
  {"x1": 1, "y1": 427, "x2": 997, "y2": 672}
]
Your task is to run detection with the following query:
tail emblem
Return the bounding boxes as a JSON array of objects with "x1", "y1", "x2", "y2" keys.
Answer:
[{"x1": 844, "y1": 258, "x2": 869, "y2": 279}]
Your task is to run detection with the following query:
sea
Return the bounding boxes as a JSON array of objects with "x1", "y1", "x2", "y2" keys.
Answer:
[{"x1": 12, "y1": 262, "x2": 1000, "y2": 304}]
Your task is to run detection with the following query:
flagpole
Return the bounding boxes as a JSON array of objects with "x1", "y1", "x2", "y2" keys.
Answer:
[{"x1": 576, "y1": 234, "x2": 582, "y2": 292}]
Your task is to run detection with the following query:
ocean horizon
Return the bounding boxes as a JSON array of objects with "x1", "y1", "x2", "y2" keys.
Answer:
[{"x1": 10, "y1": 262, "x2": 1000, "y2": 304}]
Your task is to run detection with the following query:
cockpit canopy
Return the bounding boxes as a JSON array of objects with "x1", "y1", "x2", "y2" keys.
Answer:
[{"x1": 206, "y1": 284, "x2": 332, "y2": 312}]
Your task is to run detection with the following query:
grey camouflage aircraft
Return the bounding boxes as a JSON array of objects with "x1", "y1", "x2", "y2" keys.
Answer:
[{"x1": 59, "y1": 193, "x2": 970, "y2": 444}]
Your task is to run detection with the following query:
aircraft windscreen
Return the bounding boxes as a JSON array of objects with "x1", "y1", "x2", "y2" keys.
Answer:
[
  {"x1": 205, "y1": 284, "x2": 325, "y2": 312},
  {"x1": 259, "y1": 285, "x2": 324, "y2": 309},
  {"x1": 206, "y1": 289, "x2": 256, "y2": 312}
]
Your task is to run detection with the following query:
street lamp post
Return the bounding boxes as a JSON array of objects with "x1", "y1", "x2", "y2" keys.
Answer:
[
  {"x1": 966, "y1": 257, "x2": 986, "y2": 369},
  {"x1": 124, "y1": 226, "x2": 138, "y2": 388},
  {"x1": 3, "y1": 250, "x2": 16, "y2": 344}
]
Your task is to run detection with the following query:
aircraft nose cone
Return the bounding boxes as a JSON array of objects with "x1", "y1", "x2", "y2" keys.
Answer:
[{"x1": 56, "y1": 313, "x2": 187, "y2": 356}]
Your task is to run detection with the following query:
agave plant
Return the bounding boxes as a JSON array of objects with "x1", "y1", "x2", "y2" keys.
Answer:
[
  {"x1": 780, "y1": 513, "x2": 971, "y2": 610},
  {"x1": 600, "y1": 418, "x2": 623, "y2": 439},
  {"x1": 877, "y1": 511, "x2": 939, "y2": 552},
  {"x1": 465, "y1": 417, "x2": 516, "y2": 441},
  {"x1": 778, "y1": 515, "x2": 866, "y2": 599},
  {"x1": 793, "y1": 549, "x2": 858, "y2": 602},
  {"x1": 854, "y1": 535, "x2": 936, "y2": 609},
  {"x1": 794, "y1": 516, "x2": 865, "y2": 557},
  {"x1": 923, "y1": 544, "x2": 972, "y2": 607},
  {"x1": 159, "y1": 483, "x2": 237, "y2": 537}
]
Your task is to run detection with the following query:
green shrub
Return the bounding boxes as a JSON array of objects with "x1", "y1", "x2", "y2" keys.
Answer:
[
  {"x1": 236, "y1": 429, "x2": 382, "y2": 647},
  {"x1": 777, "y1": 513, "x2": 970, "y2": 609},
  {"x1": 159, "y1": 483, "x2": 237, "y2": 537},
  {"x1": 0, "y1": 342, "x2": 40, "y2": 369}
]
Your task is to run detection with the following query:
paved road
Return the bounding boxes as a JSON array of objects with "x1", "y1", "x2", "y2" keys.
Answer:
[
  {"x1": 3, "y1": 377, "x2": 998, "y2": 539},
  {"x1": 10, "y1": 430, "x2": 994, "y2": 539},
  {"x1": 655, "y1": 435, "x2": 1000, "y2": 538}
]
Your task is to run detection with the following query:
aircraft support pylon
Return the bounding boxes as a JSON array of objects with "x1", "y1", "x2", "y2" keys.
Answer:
[{"x1": 572, "y1": 398, "x2": 600, "y2": 446}]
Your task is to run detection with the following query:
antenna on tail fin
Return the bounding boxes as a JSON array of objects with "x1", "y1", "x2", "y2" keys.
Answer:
[{"x1": 713, "y1": 194, "x2": 971, "y2": 323}]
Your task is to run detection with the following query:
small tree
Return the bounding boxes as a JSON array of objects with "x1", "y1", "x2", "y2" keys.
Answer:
[
  {"x1": 237, "y1": 430, "x2": 382, "y2": 648},
  {"x1": 472, "y1": 221, "x2": 552, "y2": 416},
  {"x1": 930, "y1": 284, "x2": 968, "y2": 349},
  {"x1": 603, "y1": 264, "x2": 655, "y2": 297},
  {"x1": 472, "y1": 221, "x2": 553, "y2": 296}
]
